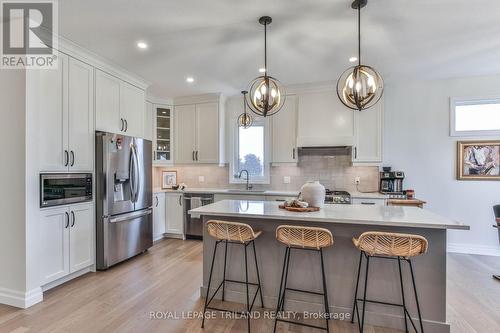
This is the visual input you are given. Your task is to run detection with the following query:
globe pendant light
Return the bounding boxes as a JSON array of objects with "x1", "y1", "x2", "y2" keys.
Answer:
[
  {"x1": 237, "y1": 91, "x2": 253, "y2": 128},
  {"x1": 337, "y1": 0, "x2": 383, "y2": 111},
  {"x1": 246, "y1": 16, "x2": 286, "y2": 117}
]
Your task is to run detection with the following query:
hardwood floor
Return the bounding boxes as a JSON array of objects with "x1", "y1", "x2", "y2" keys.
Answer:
[{"x1": 0, "y1": 239, "x2": 498, "y2": 333}]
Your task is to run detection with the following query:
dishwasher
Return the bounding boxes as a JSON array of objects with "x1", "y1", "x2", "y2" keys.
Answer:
[{"x1": 184, "y1": 193, "x2": 214, "y2": 239}]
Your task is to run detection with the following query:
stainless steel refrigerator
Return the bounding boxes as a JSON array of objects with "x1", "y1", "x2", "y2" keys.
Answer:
[{"x1": 95, "y1": 131, "x2": 153, "y2": 270}]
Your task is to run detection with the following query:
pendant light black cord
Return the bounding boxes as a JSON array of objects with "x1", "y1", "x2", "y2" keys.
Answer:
[
  {"x1": 358, "y1": 3, "x2": 361, "y2": 66},
  {"x1": 264, "y1": 22, "x2": 267, "y2": 76}
]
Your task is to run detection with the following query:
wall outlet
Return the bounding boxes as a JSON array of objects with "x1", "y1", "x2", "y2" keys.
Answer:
[
  {"x1": 354, "y1": 177, "x2": 361, "y2": 185},
  {"x1": 198, "y1": 176, "x2": 205, "y2": 183},
  {"x1": 283, "y1": 176, "x2": 291, "y2": 184}
]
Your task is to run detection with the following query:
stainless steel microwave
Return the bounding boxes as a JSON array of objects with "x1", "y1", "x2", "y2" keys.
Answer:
[{"x1": 40, "y1": 173, "x2": 93, "y2": 208}]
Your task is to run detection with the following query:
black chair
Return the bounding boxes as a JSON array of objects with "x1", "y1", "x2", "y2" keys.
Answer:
[{"x1": 493, "y1": 205, "x2": 500, "y2": 280}]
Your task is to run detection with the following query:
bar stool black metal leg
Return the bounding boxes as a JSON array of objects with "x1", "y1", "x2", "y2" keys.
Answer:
[
  {"x1": 279, "y1": 247, "x2": 292, "y2": 311},
  {"x1": 202, "y1": 240, "x2": 219, "y2": 328},
  {"x1": 360, "y1": 254, "x2": 370, "y2": 333},
  {"x1": 273, "y1": 247, "x2": 289, "y2": 333},
  {"x1": 409, "y1": 259, "x2": 424, "y2": 333},
  {"x1": 244, "y1": 242, "x2": 251, "y2": 333},
  {"x1": 351, "y1": 251, "x2": 363, "y2": 324},
  {"x1": 252, "y1": 240, "x2": 264, "y2": 308},
  {"x1": 221, "y1": 240, "x2": 228, "y2": 301},
  {"x1": 320, "y1": 248, "x2": 330, "y2": 333},
  {"x1": 398, "y1": 257, "x2": 409, "y2": 333}
]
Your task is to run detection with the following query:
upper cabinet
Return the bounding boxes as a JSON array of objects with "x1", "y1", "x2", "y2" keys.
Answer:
[
  {"x1": 95, "y1": 69, "x2": 146, "y2": 137},
  {"x1": 174, "y1": 94, "x2": 225, "y2": 165},
  {"x1": 144, "y1": 101, "x2": 153, "y2": 142},
  {"x1": 38, "y1": 53, "x2": 94, "y2": 172},
  {"x1": 352, "y1": 99, "x2": 383, "y2": 163},
  {"x1": 271, "y1": 95, "x2": 298, "y2": 164},
  {"x1": 297, "y1": 90, "x2": 354, "y2": 147},
  {"x1": 153, "y1": 104, "x2": 174, "y2": 165}
]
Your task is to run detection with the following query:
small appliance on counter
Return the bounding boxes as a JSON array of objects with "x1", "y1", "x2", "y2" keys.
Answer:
[
  {"x1": 380, "y1": 167, "x2": 406, "y2": 198},
  {"x1": 40, "y1": 173, "x2": 93, "y2": 207}
]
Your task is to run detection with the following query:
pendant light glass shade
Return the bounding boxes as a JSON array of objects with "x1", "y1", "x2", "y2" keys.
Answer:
[
  {"x1": 237, "y1": 91, "x2": 253, "y2": 129},
  {"x1": 337, "y1": 65, "x2": 383, "y2": 110},
  {"x1": 246, "y1": 16, "x2": 285, "y2": 117},
  {"x1": 337, "y1": 0, "x2": 383, "y2": 111}
]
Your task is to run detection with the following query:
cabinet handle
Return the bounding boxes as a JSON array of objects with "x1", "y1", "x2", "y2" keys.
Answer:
[
  {"x1": 70, "y1": 151, "x2": 75, "y2": 167},
  {"x1": 195, "y1": 151, "x2": 198, "y2": 161},
  {"x1": 71, "y1": 211, "x2": 75, "y2": 227},
  {"x1": 64, "y1": 150, "x2": 69, "y2": 167},
  {"x1": 64, "y1": 212, "x2": 69, "y2": 228},
  {"x1": 179, "y1": 196, "x2": 182, "y2": 206},
  {"x1": 120, "y1": 118, "x2": 124, "y2": 131},
  {"x1": 292, "y1": 148, "x2": 296, "y2": 160},
  {"x1": 361, "y1": 202, "x2": 376, "y2": 205},
  {"x1": 124, "y1": 119, "x2": 128, "y2": 132},
  {"x1": 155, "y1": 196, "x2": 159, "y2": 207},
  {"x1": 192, "y1": 151, "x2": 195, "y2": 161},
  {"x1": 354, "y1": 147, "x2": 358, "y2": 159}
]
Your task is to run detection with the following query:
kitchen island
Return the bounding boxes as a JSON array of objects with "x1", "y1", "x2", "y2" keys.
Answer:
[{"x1": 190, "y1": 200, "x2": 469, "y2": 333}]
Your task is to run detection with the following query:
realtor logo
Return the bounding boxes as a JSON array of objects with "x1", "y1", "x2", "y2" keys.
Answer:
[{"x1": 1, "y1": 0, "x2": 58, "y2": 69}]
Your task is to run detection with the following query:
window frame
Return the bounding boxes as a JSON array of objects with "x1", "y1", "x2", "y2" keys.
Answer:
[
  {"x1": 229, "y1": 117, "x2": 271, "y2": 185},
  {"x1": 450, "y1": 96, "x2": 500, "y2": 137}
]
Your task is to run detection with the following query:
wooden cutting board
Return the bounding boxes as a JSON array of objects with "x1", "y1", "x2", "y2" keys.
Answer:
[{"x1": 279, "y1": 205, "x2": 320, "y2": 212}]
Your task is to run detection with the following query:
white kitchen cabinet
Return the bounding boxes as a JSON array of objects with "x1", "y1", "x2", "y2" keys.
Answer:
[
  {"x1": 95, "y1": 69, "x2": 146, "y2": 137},
  {"x1": 38, "y1": 54, "x2": 94, "y2": 172},
  {"x1": 153, "y1": 192, "x2": 166, "y2": 241},
  {"x1": 153, "y1": 104, "x2": 174, "y2": 165},
  {"x1": 175, "y1": 100, "x2": 224, "y2": 165},
  {"x1": 297, "y1": 90, "x2": 354, "y2": 147},
  {"x1": 352, "y1": 100, "x2": 383, "y2": 163},
  {"x1": 174, "y1": 104, "x2": 197, "y2": 163},
  {"x1": 144, "y1": 101, "x2": 153, "y2": 142},
  {"x1": 40, "y1": 203, "x2": 94, "y2": 285},
  {"x1": 271, "y1": 95, "x2": 298, "y2": 163},
  {"x1": 120, "y1": 81, "x2": 145, "y2": 137},
  {"x1": 95, "y1": 70, "x2": 121, "y2": 134},
  {"x1": 165, "y1": 193, "x2": 184, "y2": 235}
]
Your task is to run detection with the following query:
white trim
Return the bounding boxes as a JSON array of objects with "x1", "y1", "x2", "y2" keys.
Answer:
[
  {"x1": 42, "y1": 267, "x2": 92, "y2": 292},
  {"x1": 450, "y1": 96, "x2": 500, "y2": 137},
  {"x1": 174, "y1": 93, "x2": 221, "y2": 105},
  {"x1": 447, "y1": 242, "x2": 500, "y2": 257},
  {"x1": 0, "y1": 287, "x2": 43, "y2": 309}
]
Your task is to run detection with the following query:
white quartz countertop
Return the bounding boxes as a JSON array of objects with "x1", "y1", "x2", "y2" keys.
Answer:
[{"x1": 189, "y1": 200, "x2": 469, "y2": 230}]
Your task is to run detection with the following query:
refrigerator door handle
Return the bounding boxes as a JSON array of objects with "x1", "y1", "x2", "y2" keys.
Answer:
[
  {"x1": 133, "y1": 144, "x2": 141, "y2": 203},
  {"x1": 109, "y1": 208, "x2": 153, "y2": 223},
  {"x1": 129, "y1": 145, "x2": 137, "y2": 202}
]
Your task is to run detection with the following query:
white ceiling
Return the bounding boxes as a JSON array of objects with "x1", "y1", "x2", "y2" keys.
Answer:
[{"x1": 59, "y1": 0, "x2": 500, "y2": 98}]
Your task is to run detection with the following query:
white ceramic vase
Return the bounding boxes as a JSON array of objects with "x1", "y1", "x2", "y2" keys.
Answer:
[{"x1": 300, "y1": 181, "x2": 325, "y2": 208}]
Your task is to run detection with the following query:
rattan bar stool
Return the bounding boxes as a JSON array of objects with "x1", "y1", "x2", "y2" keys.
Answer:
[
  {"x1": 273, "y1": 225, "x2": 334, "y2": 333},
  {"x1": 201, "y1": 220, "x2": 264, "y2": 333},
  {"x1": 351, "y1": 231, "x2": 428, "y2": 333}
]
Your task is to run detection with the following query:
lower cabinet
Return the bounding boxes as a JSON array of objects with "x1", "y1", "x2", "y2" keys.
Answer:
[
  {"x1": 40, "y1": 203, "x2": 94, "y2": 285},
  {"x1": 153, "y1": 192, "x2": 166, "y2": 241},
  {"x1": 165, "y1": 193, "x2": 184, "y2": 236}
]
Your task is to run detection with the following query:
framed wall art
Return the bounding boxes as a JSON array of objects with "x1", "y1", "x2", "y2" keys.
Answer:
[{"x1": 457, "y1": 141, "x2": 500, "y2": 180}]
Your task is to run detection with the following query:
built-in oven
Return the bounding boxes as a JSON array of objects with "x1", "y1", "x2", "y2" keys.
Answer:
[{"x1": 40, "y1": 173, "x2": 93, "y2": 208}]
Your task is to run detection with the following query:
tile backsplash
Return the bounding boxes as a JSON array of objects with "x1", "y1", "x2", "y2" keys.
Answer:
[{"x1": 154, "y1": 155, "x2": 379, "y2": 192}]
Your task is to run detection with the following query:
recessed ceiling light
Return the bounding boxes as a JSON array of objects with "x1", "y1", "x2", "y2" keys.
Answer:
[
  {"x1": 186, "y1": 77, "x2": 195, "y2": 83},
  {"x1": 258, "y1": 68, "x2": 266, "y2": 73},
  {"x1": 137, "y1": 41, "x2": 148, "y2": 49},
  {"x1": 349, "y1": 56, "x2": 358, "y2": 63}
]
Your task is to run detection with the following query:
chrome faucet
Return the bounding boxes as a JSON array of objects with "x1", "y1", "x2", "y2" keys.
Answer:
[{"x1": 237, "y1": 169, "x2": 253, "y2": 190}]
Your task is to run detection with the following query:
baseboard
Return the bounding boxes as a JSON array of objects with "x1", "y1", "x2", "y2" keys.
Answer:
[
  {"x1": 447, "y1": 243, "x2": 500, "y2": 257},
  {"x1": 42, "y1": 267, "x2": 92, "y2": 292},
  {"x1": 0, "y1": 286, "x2": 43, "y2": 308}
]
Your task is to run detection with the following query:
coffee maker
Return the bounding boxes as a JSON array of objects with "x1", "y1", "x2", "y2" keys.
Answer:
[{"x1": 380, "y1": 168, "x2": 405, "y2": 198}]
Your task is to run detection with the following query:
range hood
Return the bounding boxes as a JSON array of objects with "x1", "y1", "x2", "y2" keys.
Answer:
[{"x1": 297, "y1": 146, "x2": 352, "y2": 156}]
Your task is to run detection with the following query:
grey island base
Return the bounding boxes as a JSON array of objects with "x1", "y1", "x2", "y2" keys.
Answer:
[{"x1": 190, "y1": 200, "x2": 469, "y2": 333}]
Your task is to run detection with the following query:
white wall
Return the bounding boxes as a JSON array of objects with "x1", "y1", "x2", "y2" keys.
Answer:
[
  {"x1": 384, "y1": 75, "x2": 500, "y2": 256},
  {"x1": 0, "y1": 70, "x2": 28, "y2": 303}
]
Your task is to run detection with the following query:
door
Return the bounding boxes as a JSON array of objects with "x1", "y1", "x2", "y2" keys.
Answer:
[
  {"x1": 98, "y1": 132, "x2": 135, "y2": 216},
  {"x1": 40, "y1": 206, "x2": 70, "y2": 285},
  {"x1": 153, "y1": 192, "x2": 166, "y2": 240},
  {"x1": 144, "y1": 101, "x2": 153, "y2": 141},
  {"x1": 133, "y1": 138, "x2": 153, "y2": 211},
  {"x1": 120, "y1": 81, "x2": 145, "y2": 137},
  {"x1": 95, "y1": 70, "x2": 120, "y2": 134},
  {"x1": 166, "y1": 193, "x2": 183, "y2": 235},
  {"x1": 196, "y1": 103, "x2": 219, "y2": 163},
  {"x1": 175, "y1": 104, "x2": 196, "y2": 163},
  {"x1": 69, "y1": 203, "x2": 94, "y2": 272},
  {"x1": 272, "y1": 95, "x2": 297, "y2": 163},
  {"x1": 68, "y1": 57, "x2": 94, "y2": 171},
  {"x1": 38, "y1": 53, "x2": 69, "y2": 172},
  {"x1": 353, "y1": 100, "x2": 383, "y2": 163}
]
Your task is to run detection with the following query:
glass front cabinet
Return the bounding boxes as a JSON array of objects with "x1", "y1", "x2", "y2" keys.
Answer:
[{"x1": 153, "y1": 104, "x2": 174, "y2": 165}]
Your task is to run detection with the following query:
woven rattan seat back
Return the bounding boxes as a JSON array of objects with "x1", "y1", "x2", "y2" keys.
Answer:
[
  {"x1": 276, "y1": 225, "x2": 334, "y2": 250},
  {"x1": 353, "y1": 231, "x2": 428, "y2": 258},
  {"x1": 206, "y1": 220, "x2": 260, "y2": 243}
]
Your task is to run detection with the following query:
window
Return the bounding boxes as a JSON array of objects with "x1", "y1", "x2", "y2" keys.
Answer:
[
  {"x1": 231, "y1": 118, "x2": 270, "y2": 184},
  {"x1": 451, "y1": 97, "x2": 500, "y2": 136}
]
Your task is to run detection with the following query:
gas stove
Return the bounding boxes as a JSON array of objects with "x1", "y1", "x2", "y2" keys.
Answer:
[{"x1": 325, "y1": 190, "x2": 351, "y2": 205}]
